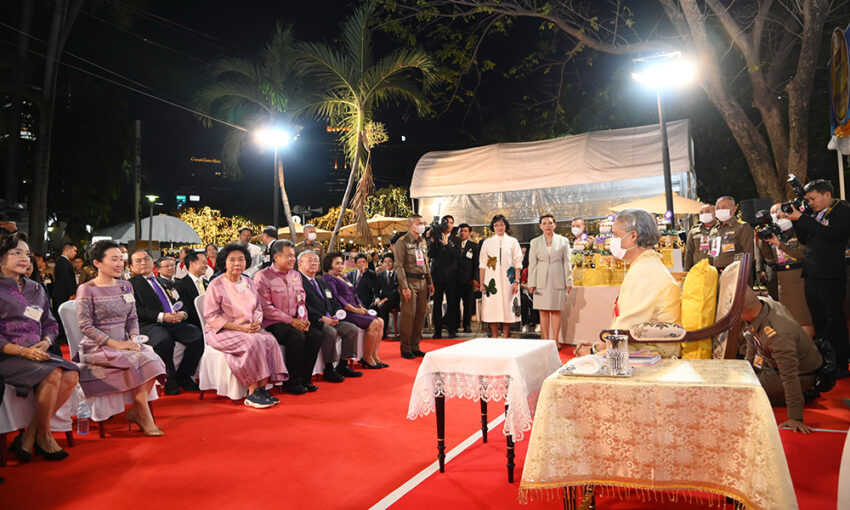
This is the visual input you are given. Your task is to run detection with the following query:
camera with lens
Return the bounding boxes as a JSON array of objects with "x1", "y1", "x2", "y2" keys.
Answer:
[
  {"x1": 780, "y1": 174, "x2": 811, "y2": 215},
  {"x1": 753, "y1": 209, "x2": 785, "y2": 242},
  {"x1": 428, "y1": 216, "x2": 451, "y2": 243}
]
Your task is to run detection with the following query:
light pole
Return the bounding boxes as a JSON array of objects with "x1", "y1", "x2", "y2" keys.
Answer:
[
  {"x1": 256, "y1": 127, "x2": 293, "y2": 231},
  {"x1": 145, "y1": 194, "x2": 158, "y2": 250},
  {"x1": 631, "y1": 52, "x2": 697, "y2": 220}
]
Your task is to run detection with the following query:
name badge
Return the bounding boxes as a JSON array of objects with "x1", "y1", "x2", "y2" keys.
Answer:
[
  {"x1": 776, "y1": 248, "x2": 788, "y2": 264},
  {"x1": 123, "y1": 294, "x2": 136, "y2": 303},
  {"x1": 23, "y1": 305, "x2": 43, "y2": 322},
  {"x1": 324, "y1": 289, "x2": 333, "y2": 299},
  {"x1": 466, "y1": 250, "x2": 473, "y2": 259},
  {"x1": 415, "y1": 249, "x2": 425, "y2": 266},
  {"x1": 753, "y1": 354, "x2": 764, "y2": 369},
  {"x1": 297, "y1": 292, "x2": 304, "y2": 303},
  {"x1": 699, "y1": 235, "x2": 709, "y2": 251},
  {"x1": 709, "y1": 237, "x2": 721, "y2": 258},
  {"x1": 264, "y1": 255, "x2": 270, "y2": 263},
  {"x1": 171, "y1": 289, "x2": 180, "y2": 300}
]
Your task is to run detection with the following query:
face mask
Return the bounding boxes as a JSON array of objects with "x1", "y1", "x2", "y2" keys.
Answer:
[
  {"x1": 776, "y1": 218, "x2": 793, "y2": 231},
  {"x1": 414, "y1": 224, "x2": 426, "y2": 235},
  {"x1": 716, "y1": 209, "x2": 733, "y2": 222},
  {"x1": 306, "y1": 233, "x2": 317, "y2": 242},
  {"x1": 571, "y1": 227, "x2": 583, "y2": 237},
  {"x1": 699, "y1": 213, "x2": 714, "y2": 224},
  {"x1": 609, "y1": 233, "x2": 632, "y2": 260}
]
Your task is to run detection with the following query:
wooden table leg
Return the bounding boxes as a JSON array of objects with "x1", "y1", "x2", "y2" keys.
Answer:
[
  {"x1": 436, "y1": 394, "x2": 446, "y2": 472},
  {"x1": 505, "y1": 403, "x2": 515, "y2": 483},
  {"x1": 480, "y1": 399, "x2": 488, "y2": 443}
]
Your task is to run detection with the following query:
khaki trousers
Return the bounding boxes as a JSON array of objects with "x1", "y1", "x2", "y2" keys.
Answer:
[{"x1": 400, "y1": 278, "x2": 428, "y2": 353}]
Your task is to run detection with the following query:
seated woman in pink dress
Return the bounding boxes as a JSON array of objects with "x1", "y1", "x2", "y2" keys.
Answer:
[
  {"x1": 321, "y1": 252, "x2": 385, "y2": 369},
  {"x1": 0, "y1": 232, "x2": 80, "y2": 462},
  {"x1": 76, "y1": 240, "x2": 166, "y2": 436},
  {"x1": 205, "y1": 244, "x2": 287, "y2": 409}
]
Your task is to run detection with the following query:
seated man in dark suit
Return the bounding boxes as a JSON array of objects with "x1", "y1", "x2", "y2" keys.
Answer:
[
  {"x1": 346, "y1": 254, "x2": 379, "y2": 311},
  {"x1": 297, "y1": 250, "x2": 362, "y2": 382},
  {"x1": 173, "y1": 250, "x2": 208, "y2": 330},
  {"x1": 376, "y1": 253, "x2": 401, "y2": 338},
  {"x1": 129, "y1": 249, "x2": 204, "y2": 395}
]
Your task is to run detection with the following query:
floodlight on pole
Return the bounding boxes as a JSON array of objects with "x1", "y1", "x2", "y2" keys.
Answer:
[
  {"x1": 631, "y1": 52, "x2": 698, "y2": 221},
  {"x1": 145, "y1": 194, "x2": 159, "y2": 250},
  {"x1": 256, "y1": 127, "x2": 295, "y2": 231}
]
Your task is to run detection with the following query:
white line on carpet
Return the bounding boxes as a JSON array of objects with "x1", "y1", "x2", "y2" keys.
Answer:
[{"x1": 369, "y1": 413, "x2": 507, "y2": 510}]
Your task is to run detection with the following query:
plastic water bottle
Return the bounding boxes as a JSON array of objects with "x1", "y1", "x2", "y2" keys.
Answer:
[{"x1": 76, "y1": 400, "x2": 91, "y2": 435}]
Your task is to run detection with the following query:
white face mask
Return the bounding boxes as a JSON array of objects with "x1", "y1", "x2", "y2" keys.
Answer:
[
  {"x1": 306, "y1": 232, "x2": 317, "y2": 242},
  {"x1": 776, "y1": 218, "x2": 793, "y2": 231},
  {"x1": 699, "y1": 213, "x2": 714, "y2": 224},
  {"x1": 716, "y1": 209, "x2": 733, "y2": 222},
  {"x1": 609, "y1": 233, "x2": 633, "y2": 260},
  {"x1": 413, "y1": 224, "x2": 426, "y2": 235},
  {"x1": 571, "y1": 227, "x2": 583, "y2": 237}
]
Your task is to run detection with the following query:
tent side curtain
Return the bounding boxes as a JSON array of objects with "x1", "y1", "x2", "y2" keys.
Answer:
[
  {"x1": 410, "y1": 119, "x2": 693, "y2": 199},
  {"x1": 418, "y1": 171, "x2": 695, "y2": 226}
]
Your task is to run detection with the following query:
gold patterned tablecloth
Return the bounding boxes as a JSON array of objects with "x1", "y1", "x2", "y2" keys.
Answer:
[{"x1": 519, "y1": 359, "x2": 798, "y2": 510}]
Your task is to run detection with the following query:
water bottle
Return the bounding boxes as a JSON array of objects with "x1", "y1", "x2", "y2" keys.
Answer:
[{"x1": 76, "y1": 400, "x2": 91, "y2": 435}]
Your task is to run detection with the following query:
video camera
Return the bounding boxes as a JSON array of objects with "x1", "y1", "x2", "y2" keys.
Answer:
[
  {"x1": 780, "y1": 174, "x2": 812, "y2": 215},
  {"x1": 753, "y1": 209, "x2": 786, "y2": 242},
  {"x1": 428, "y1": 215, "x2": 452, "y2": 243}
]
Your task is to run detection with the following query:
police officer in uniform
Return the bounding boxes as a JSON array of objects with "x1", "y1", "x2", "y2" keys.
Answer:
[
  {"x1": 393, "y1": 214, "x2": 434, "y2": 359},
  {"x1": 683, "y1": 203, "x2": 717, "y2": 270},
  {"x1": 755, "y1": 204, "x2": 781, "y2": 300},
  {"x1": 709, "y1": 196, "x2": 755, "y2": 272},
  {"x1": 295, "y1": 224, "x2": 326, "y2": 273},
  {"x1": 742, "y1": 287, "x2": 822, "y2": 433}
]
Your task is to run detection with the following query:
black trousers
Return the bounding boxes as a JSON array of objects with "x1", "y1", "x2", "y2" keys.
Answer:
[
  {"x1": 457, "y1": 281, "x2": 476, "y2": 329},
  {"x1": 804, "y1": 277, "x2": 849, "y2": 369},
  {"x1": 146, "y1": 322, "x2": 204, "y2": 382},
  {"x1": 266, "y1": 322, "x2": 321, "y2": 385},
  {"x1": 432, "y1": 279, "x2": 459, "y2": 334},
  {"x1": 377, "y1": 297, "x2": 400, "y2": 337},
  {"x1": 521, "y1": 291, "x2": 539, "y2": 326}
]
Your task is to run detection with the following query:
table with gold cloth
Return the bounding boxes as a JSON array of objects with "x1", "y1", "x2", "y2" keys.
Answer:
[{"x1": 519, "y1": 359, "x2": 797, "y2": 510}]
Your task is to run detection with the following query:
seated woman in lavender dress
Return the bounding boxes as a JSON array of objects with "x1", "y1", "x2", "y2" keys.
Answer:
[
  {"x1": 204, "y1": 244, "x2": 287, "y2": 409},
  {"x1": 0, "y1": 232, "x2": 79, "y2": 462},
  {"x1": 76, "y1": 240, "x2": 166, "y2": 437},
  {"x1": 321, "y1": 251, "x2": 386, "y2": 369}
]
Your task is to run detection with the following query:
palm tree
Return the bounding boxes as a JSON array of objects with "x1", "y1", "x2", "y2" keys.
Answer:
[
  {"x1": 298, "y1": 4, "x2": 436, "y2": 251},
  {"x1": 193, "y1": 23, "x2": 305, "y2": 243}
]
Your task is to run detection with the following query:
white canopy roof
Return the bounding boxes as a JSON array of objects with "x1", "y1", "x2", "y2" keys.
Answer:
[
  {"x1": 94, "y1": 215, "x2": 202, "y2": 244},
  {"x1": 411, "y1": 119, "x2": 692, "y2": 198}
]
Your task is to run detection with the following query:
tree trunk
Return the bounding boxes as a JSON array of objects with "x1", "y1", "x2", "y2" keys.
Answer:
[
  {"x1": 327, "y1": 134, "x2": 363, "y2": 252},
  {"x1": 5, "y1": 0, "x2": 34, "y2": 202},
  {"x1": 29, "y1": 0, "x2": 67, "y2": 253},
  {"x1": 277, "y1": 157, "x2": 299, "y2": 244}
]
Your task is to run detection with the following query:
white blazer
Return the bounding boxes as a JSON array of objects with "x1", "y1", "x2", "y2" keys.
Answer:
[{"x1": 528, "y1": 234, "x2": 573, "y2": 290}]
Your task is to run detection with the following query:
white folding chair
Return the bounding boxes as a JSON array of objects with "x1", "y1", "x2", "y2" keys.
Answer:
[
  {"x1": 312, "y1": 328, "x2": 366, "y2": 376},
  {"x1": 58, "y1": 301, "x2": 158, "y2": 438},
  {"x1": 0, "y1": 384, "x2": 75, "y2": 466}
]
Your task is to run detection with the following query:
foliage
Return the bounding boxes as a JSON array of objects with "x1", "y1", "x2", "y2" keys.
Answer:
[
  {"x1": 173, "y1": 207, "x2": 264, "y2": 247},
  {"x1": 311, "y1": 207, "x2": 355, "y2": 232},
  {"x1": 364, "y1": 186, "x2": 413, "y2": 218}
]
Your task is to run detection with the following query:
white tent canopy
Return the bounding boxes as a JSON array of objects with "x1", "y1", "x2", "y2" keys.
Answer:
[
  {"x1": 411, "y1": 119, "x2": 695, "y2": 225},
  {"x1": 94, "y1": 215, "x2": 202, "y2": 244}
]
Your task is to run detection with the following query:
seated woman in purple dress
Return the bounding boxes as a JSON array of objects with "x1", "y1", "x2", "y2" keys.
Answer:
[
  {"x1": 76, "y1": 240, "x2": 166, "y2": 436},
  {"x1": 0, "y1": 233, "x2": 79, "y2": 462},
  {"x1": 205, "y1": 244, "x2": 287, "y2": 409},
  {"x1": 321, "y1": 251, "x2": 386, "y2": 369}
]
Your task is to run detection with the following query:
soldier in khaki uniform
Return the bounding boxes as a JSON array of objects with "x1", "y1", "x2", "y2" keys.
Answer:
[
  {"x1": 294, "y1": 224, "x2": 326, "y2": 271},
  {"x1": 683, "y1": 203, "x2": 717, "y2": 270},
  {"x1": 393, "y1": 215, "x2": 434, "y2": 359},
  {"x1": 709, "y1": 196, "x2": 755, "y2": 271},
  {"x1": 742, "y1": 288, "x2": 822, "y2": 433}
]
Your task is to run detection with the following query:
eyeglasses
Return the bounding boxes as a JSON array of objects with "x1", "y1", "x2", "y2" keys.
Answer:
[{"x1": 7, "y1": 249, "x2": 31, "y2": 258}]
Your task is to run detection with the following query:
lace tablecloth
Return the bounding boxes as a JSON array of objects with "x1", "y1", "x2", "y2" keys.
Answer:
[
  {"x1": 519, "y1": 359, "x2": 797, "y2": 510},
  {"x1": 407, "y1": 338, "x2": 561, "y2": 441}
]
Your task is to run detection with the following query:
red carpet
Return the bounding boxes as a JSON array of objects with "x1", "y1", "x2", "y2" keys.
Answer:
[{"x1": 1, "y1": 340, "x2": 847, "y2": 510}]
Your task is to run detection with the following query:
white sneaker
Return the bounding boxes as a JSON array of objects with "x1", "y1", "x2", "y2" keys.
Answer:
[{"x1": 534, "y1": 324, "x2": 541, "y2": 333}]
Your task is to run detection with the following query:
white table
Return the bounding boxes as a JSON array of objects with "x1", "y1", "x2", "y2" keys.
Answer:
[{"x1": 407, "y1": 338, "x2": 562, "y2": 482}]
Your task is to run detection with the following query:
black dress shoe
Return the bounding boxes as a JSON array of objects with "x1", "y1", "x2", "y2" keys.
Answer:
[
  {"x1": 463, "y1": 327, "x2": 472, "y2": 333},
  {"x1": 447, "y1": 330, "x2": 458, "y2": 338},
  {"x1": 178, "y1": 378, "x2": 200, "y2": 391},
  {"x1": 35, "y1": 442, "x2": 69, "y2": 461},
  {"x1": 401, "y1": 352, "x2": 416, "y2": 359},
  {"x1": 337, "y1": 364, "x2": 364, "y2": 378},
  {"x1": 413, "y1": 350, "x2": 426, "y2": 357},
  {"x1": 432, "y1": 332, "x2": 442, "y2": 339},
  {"x1": 164, "y1": 379, "x2": 180, "y2": 396},
  {"x1": 282, "y1": 382, "x2": 308, "y2": 395},
  {"x1": 378, "y1": 362, "x2": 390, "y2": 368},
  {"x1": 322, "y1": 369, "x2": 345, "y2": 383},
  {"x1": 303, "y1": 383, "x2": 319, "y2": 392}
]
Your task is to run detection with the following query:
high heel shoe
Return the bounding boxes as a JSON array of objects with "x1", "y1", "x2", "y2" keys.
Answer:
[
  {"x1": 377, "y1": 361, "x2": 390, "y2": 368},
  {"x1": 34, "y1": 442, "x2": 69, "y2": 461},
  {"x1": 126, "y1": 409, "x2": 164, "y2": 437},
  {"x1": 9, "y1": 434, "x2": 32, "y2": 463},
  {"x1": 362, "y1": 360, "x2": 383, "y2": 369}
]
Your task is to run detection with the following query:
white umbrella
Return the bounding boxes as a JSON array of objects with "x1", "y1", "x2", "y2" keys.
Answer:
[
  {"x1": 94, "y1": 215, "x2": 202, "y2": 244},
  {"x1": 609, "y1": 192, "x2": 704, "y2": 215}
]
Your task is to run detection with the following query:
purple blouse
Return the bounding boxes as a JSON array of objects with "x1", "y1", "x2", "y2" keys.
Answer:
[
  {"x1": 0, "y1": 276, "x2": 59, "y2": 350},
  {"x1": 321, "y1": 273, "x2": 363, "y2": 309}
]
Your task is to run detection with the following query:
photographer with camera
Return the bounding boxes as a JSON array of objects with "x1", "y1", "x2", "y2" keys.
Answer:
[
  {"x1": 787, "y1": 179, "x2": 850, "y2": 377},
  {"x1": 428, "y1": 215, "x2": 460, "y2": 338}
]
